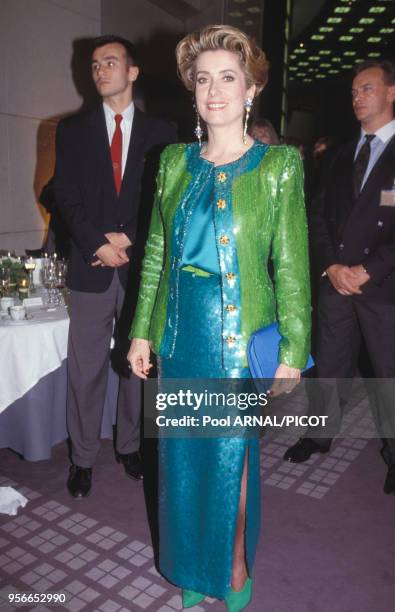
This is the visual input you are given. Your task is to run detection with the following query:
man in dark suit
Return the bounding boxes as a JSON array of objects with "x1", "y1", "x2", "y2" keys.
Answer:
[
  {"x1": 54, "y1": 35, "x2": 176, "y2": 498},
  {"x1": 284, "y1": 59, "x2": 395, "y2": 495}
]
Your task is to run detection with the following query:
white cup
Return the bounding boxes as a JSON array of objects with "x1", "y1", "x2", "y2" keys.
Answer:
[
  {"x1": 9, "y1": 305, "x2": 26, "y2": 321},
  {"x1": 1, "y1": 297, "x2": 15, "y2": 311}
]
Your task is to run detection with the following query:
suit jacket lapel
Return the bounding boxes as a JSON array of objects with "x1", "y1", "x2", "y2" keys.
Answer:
[
  {"x1": 119, "y1": 107, "x2": 147, "y2": 201},
  {"x1": 89, "y1": 106, "x2": 116, "y2": 193},
  {"x1": 336, "y1": 139, "x2": 358, "y2": 233}
]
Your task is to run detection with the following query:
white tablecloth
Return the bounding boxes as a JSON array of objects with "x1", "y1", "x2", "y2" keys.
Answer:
[{"x1": 0, "y1": 306, "x2": 69, "y2": 413}]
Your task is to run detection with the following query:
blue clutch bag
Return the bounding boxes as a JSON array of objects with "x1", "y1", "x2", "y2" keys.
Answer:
[{"x1": 247, "y1": 322, "x2": 314, "y2": 384}]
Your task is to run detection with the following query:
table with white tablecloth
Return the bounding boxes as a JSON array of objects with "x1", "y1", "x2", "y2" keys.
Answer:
[{"x1": 0, "y1": 305, "x2": 118, "y2": 461}]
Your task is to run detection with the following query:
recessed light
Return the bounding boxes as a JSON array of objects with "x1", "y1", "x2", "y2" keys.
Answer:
[
  {"x1": 367, "y1": 36, "x2": 382, "y2": 42},
  {"x1": 311, "y1": 35, "x2": 325, "y2": 40},
  {"x1": 246, "y1": 6, "x2": 261, "y2": 13},
  {"x1": 316, "y1": 75, "x2": 325, "y2": 79},
  {"x1": 319, "y1": 27, "x2": 334, "y2": 32},
  {"x1": 310, "y1": 56, "x2": 320, "y2": 61},
  {"x1": 228, "y1": 11, "x2": 243, "y2": 17},
  {"x1": 318, "y1": 50, "x2": 331, "y2": 55},
  {"x1": 380, "y1": 28, "x2": 394, "y2": 33},
  {"x1": 329, "y1": 69, "x2": 340, "y2": 74},
  {"x1": 368, "y1": 52, "x2": 380, "y2": 57},
  {"x1": 294, "y1": 48, "x2": 306, "y2": 54},
  {"x1": 342, "y1": 65, "x2": 353, "y2": 69},
  {"x1": 320, "y1": 63, "x2": 331, "y2": 68},
  {"x1": 331, "y1": 57, "x2": 342, "y2": 62},
  {"x1": 349, "y1": 28, "x2": 364, "y2": 33},
  {"x1": 298, "y1": 62, "x2": 309, "y2": 66},
  {"x1": 369, "y1": 6, "x2": 386, "y2": 12},
  {"x1": 359, "y1": 17, "x2": 375, "y2": 24},
  {"x1": 327, "y1": 17, "x2": 343, "y2": 24},
  {"x1": 344, "y1": 50, "x2": 357, "y2": 56},
  {"x1": 339, "y1": 36, "x2": 353, "y2": 41},
  {"x1": 334, "y1": 7, "x2": 351, "y2": 13}
]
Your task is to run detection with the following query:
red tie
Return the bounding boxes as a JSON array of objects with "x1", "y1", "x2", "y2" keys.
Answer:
[{"x1": 111, "y1": 114, "x2": 123, "y2": 195}]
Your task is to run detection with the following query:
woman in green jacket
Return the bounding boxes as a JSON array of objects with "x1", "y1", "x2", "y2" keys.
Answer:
[{"x1": 128, "y1": 24, "x2": 311, "y2": 611}]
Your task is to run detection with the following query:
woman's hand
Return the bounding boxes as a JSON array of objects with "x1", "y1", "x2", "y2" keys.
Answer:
[
  {"x1": 127, "y1": 338, "x2": 152, "y2": 379},
  {"x1": 269, "y1": 363, "x2": 301, "y2": 397}
]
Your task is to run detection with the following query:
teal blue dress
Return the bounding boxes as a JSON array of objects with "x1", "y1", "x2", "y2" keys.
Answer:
[{"x1": 158, "y1": 143, "x2": 264, "y2": 600}]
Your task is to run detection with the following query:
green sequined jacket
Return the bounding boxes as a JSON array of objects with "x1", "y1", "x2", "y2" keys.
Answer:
[{"x1": 130, "y1": 141, "x2": 311, "y2": 370}]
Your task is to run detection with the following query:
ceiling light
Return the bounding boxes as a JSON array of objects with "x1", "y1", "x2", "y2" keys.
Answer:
[
  {"x1": 303, "y1": 79, "x2": 313, "y2": 83},
  {"x1": 344, "y1": 50, "x2": 357, "y2": 56},
  {"x1": 319, "y1": 27, "x2": 334, "y2": 32},
  {"x1": 298, "y1": 62, "x2": 309, "y2": 66},
  {"x1": 368, "y1": 52, "x2": 380, "y2": 57},
  {"x1": 296, "y1": 73, "x2": 307, "y2": 77},
  {"x1": 327, "y1": 17, "x2": 343, "y2": 24},
  {"x1": 311, "y1": 35, "x2": 325, "y2": 40},
  {"x1": 369, "y1": 6, "x2": 386, "y2": 12},
  {"x1": 320, "y1": 63, "x2": 331, "y2": 68},
  {"x1": 294, "y1": 48, "x2": 306, "y2": 54},
  {"x1": 310, "y1": 56, "x2": 320, "y2": 61},
  {"x1": 342, "y1": 65, "x2": 353, "y2": 69},
  {"x1": 316, "y1": 75, "x2": 325, "y2": 79},
  {"x1": 329, "y1": 69, "x2": 340, "y2": 74},
  {"x1": 339, "y1": 36, "x2": 353, "y2": 41},
  {"x1": 246, "y1": 6, "x2": 261, "y2": 13},
  {"x1": 359, "y1": 17, "x2": 375, "y2": 24},
  {"x1": 380, "y1": 28, "x2": 394, "y2": 33},
  {"x1": 289, "y1": 66, "x2": 297, "y2": 71},
  {"x1": 349, "y1": 28, "x2": 364, "y2": 33},
  {"x1": 334, "y1": 7, "x2": 351, "y2": 13},
  {"x1": 318, "y1": 50, "x2": 331, "y2": 55},
  {"x1": 367, "y1": 36, "x2": 382, "y2": 42},
  {"x1": 244, "y1": 20, "x2": 254, "y2": 25},
  {"x1": 228, "y1": 11, "x2": 243, "y2": 17},
  {"x1": 331, "y1": 57, "x2": 341, "y2": 62}
]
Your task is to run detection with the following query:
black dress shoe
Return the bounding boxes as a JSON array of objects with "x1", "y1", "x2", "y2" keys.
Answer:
[
  {"x1": 67, "y1": 465, "x2": 92, "y2": 498},
  {"x1": 384, "y1": 465, "x2": 395, "y2": 495},
  {"x1": 117, "y1": 452, "x2": 143, "y2": 481},
  {"x1": 283, "y1": 438, "x2": 330, "y2": 463}
]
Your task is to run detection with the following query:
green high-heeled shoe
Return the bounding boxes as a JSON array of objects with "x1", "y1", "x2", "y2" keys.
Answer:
[
  {"x1": 225, "y1": 577, "x2": 253, "y2": 611},
  {"x1": 182, "y1": 589, "x2": 205, "y2": 608}
]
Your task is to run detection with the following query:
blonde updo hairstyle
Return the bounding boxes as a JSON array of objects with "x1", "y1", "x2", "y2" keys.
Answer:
[{"x1": 176, "y1": 24, "x2": 269, "y2": 97}]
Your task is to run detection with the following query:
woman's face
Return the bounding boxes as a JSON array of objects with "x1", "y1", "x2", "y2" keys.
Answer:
[{"x1": 194, "y1": 49, "x2": 255, "y2": 131}]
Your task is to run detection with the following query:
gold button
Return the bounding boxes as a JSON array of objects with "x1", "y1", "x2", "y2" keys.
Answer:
[
  {"x1": 227, "y1": 336, "x2": 236, "y2": 346},
  {"x1": 219, "y1": 235, "x2": 229, "y2": 245},
  {"x1": 225, "y1": 272, "x2": 236, "y2": 281},
  {"x1": 226, "y1": 304, "x2": 237, "y2": 312},
  {"x1": 217, "y1": 171, "x2": 227, "y2": 183},
  {"x1": 217, "y1": 199, "x2": 226, "y2": 210}
]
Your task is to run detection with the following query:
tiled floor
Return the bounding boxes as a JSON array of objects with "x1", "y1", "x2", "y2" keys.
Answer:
[{"x1": 1, "y1": 384, "x2": 394, "y2": 611}]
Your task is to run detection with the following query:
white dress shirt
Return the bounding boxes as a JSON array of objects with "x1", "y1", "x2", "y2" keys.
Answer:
[
  {"x1": 103, "y1": 101, "x2": 135, "y2": 177},
  {"x1": 354, "y1": 118, "x2": 395, "y2": 189}
]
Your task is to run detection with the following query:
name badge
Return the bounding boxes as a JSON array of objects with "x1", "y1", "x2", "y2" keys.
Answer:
[{"x1": 380, "y1": 189, "x2": 395, "y2": 207}]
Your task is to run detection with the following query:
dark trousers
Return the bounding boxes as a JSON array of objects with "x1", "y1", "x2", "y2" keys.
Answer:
[
  {"x1": 309, "y1": 279, "x2": 395, "y2": 462},
  {"x1": 67, "y1": 271, "x2": 141, "y2": 467}
]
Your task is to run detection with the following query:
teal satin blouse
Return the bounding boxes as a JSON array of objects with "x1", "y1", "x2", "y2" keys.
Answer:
[{"x1": 181, "y1": 176, "x2": 220, "y2": 275}]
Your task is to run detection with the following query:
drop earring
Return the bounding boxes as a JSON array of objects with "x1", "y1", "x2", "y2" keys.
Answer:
[
  {"x1": 243, "y1": 97, "x2": 253, "y2": 144},
  {"x1": 193, "y1": 101, "x2": 203, "y2": 147}
]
